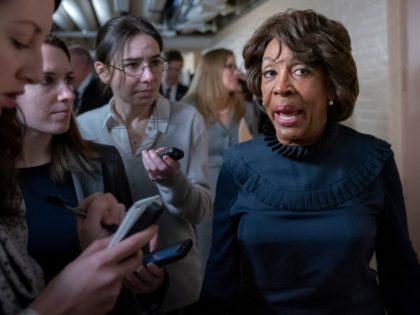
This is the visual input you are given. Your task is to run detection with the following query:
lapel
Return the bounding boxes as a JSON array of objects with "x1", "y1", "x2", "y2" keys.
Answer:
[{"x1": 71, "y1": 160, "x2": 104, "y2": 202}]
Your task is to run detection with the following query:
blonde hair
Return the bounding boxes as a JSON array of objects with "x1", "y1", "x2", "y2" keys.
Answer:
[{"x1": 183, "y1": 48, "x2": 244, "y2": 125}]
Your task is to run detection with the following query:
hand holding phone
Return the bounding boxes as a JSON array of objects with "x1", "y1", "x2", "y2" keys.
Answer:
[
  {"x1": 143, "y1": 239, "x2": 193, "y2": 267},
  {"x1": 158, "y1": 147, "x2": 184, "y2": 161},
  {"x1": 108, "y1": 195, "x2": 163, "y2": 248}
]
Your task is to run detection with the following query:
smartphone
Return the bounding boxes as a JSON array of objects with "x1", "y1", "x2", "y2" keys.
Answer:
[
  {"x1": 158, "y1": 147, "x2": 184, "y2": 161},
  {"x1": 143, "y1": 239, "x2": 193, "y2": 267},
  {"x1": 108, "y1": 195, "x2": 163, "y2": 248}
]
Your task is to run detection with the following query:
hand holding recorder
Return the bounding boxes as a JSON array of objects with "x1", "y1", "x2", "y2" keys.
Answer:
[{"x1": 142, "y1": 147, "x2": 184, "y2": 181}]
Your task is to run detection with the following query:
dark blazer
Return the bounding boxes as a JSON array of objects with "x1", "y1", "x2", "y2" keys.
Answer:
[
  {"x1": 159, "y1": 83, "x2": 189, "y2": 101},
  {"x1": 76, "y1": 77, "x2": 112, "y2": 115},
  {"x1": 73, "y1": 143, "x2": 167, "y2": 314},
  {"x1": 72, "y1": 142, "x2": 132, "y2": 207}
]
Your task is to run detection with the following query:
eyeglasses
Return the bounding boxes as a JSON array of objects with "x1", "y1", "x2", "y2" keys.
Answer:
[
  {"x1": 224, "y1": 63, "x2": 238, "y2": 72},
  {"x1": 109, "y1": 58, "x2": 169, "y2": 77}
]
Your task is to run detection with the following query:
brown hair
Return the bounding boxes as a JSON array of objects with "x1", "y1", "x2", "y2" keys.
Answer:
[
  {"x1": 183, "y1": 48, "x2": 244, "y2": 125},
  {"x1": 0, "y1": 109, "x2": 23, "y2": 218},
  {"x1": 163, "y1": 50, "x2": 183, "y2": 63},
  {"x1": 21, "y1": 34, "x2": 99, "y2": 182},
  {"x1": 95, "y1": 15, "x2": 163, "y2": 83},
  {"x1": 243, "y1": 9, "x2": 359, "y2": 122}
]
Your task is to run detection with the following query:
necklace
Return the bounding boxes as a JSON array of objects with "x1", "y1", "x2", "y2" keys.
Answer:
[{"x1": 128, "y1": 103, "x2": 158, "y2": 149}]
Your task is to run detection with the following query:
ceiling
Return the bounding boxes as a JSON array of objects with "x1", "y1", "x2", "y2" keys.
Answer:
[{"x1": 52, "y1": 0, "x2": 264, "y2": 50}]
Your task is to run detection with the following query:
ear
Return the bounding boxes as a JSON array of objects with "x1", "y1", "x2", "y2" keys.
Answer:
[
  {"x1": 327, "y1": 82, "x2": 336, "y2": 103},
  {"x1": 95, "y1": 61, "x2": 110, "y2": 84}
]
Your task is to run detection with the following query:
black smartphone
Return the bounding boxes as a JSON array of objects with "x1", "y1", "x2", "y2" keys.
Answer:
[
  {"x1": 158, "y1": 147, "x2": 184, "y2": 161},
  {"x1": 143, "y1": 239, "x2": 193, "y2": 267}
]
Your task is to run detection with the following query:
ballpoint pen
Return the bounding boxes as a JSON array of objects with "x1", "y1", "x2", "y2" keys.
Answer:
[{"x1": 45, "y1": 195, "x2": 119, "y2": 232}]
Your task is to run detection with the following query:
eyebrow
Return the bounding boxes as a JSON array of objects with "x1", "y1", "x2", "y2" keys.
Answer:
[
  {"x1": 122, "y1": 54, "x2": 162, "y2": 62},
  {"x1": 262, "y1": 56, "x2": 301, "y2": 66},
  {"x1": 14, "y1": 20, "x2": 41, "y2": 33},
  {"x1": 262, "y1": 56, "x2": 281, "y2": 63},
  {"x1": 43, "y1": 70, "x2": 73, "y2": 75}
]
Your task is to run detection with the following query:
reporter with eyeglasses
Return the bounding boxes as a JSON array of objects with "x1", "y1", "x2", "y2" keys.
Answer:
[{"x1": 77, "y1": 15, "x2": 212, "y2": 314}]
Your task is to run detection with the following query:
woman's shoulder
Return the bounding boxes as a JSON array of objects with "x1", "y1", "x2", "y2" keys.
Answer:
[
  {"x1": 168, "y1": 100, "x2": 205, "y2": 128},
  {"x1": 223, "y1": 135, "x2": 267, "y2": 163},
  {"x1": 339, "y1": 124, "x2": 391, "y2": 148},
  {"x1": 77, "y1": 103, "x2": 110, "y2": 122},
  {"x1": 170, "y1": 100, "x2": 200, "y2": 115},
  {"x1": 336, "y1": 124, "x2": 392, "y2": 162}
]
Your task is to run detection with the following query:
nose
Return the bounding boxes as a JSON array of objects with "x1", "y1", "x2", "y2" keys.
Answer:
[
  {"x1": 57, "y1": 82, "x2": 75, "y2": 102},
  {"x1": 19, "y1": 50, "x2": 44, "y2": 84},
  {"x1": 273, "y1": 70, "x2": 294, "y2": 97},
  {"x1": 140, "y1": 66, "x2": 155, "y2": 81}
]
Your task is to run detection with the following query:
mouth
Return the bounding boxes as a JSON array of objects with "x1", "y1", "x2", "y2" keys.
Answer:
[
  {"x1": 0, "y1": 90, "x2": 24, "y2": 108},
  {"x1": 51, "y1": 108, "x2": 72, "y2": 117},
  {"x1": 273, "y1": 105, "x2": 303, "y2": 127},
  {"x1": 6, "y1": 90, "x2": 24, "y2": 98},
  {"x1": 135, "y1": 89, "x2": 155, "y2": 94}
]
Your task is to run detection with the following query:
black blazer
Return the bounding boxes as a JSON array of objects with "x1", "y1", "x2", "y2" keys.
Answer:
[
  {"x1": 159, "y1": 83, "x2": 189, "y2": 101},
  {"x1": 76, "y1": 77, "x2": 112, "y2": 115}
]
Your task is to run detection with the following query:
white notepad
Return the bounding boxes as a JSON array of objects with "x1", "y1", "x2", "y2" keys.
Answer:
[{"x1": 108, "y1": 195, "x2": 162, "y2": 248}]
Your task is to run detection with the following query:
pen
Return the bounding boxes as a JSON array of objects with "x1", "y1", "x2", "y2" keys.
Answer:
[{"x1": 45, "y1": 195, "x2": 118, "y2": 232}]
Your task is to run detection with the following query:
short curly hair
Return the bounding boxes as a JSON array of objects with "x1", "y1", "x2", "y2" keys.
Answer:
[{"x1": 243, "y1": 9, "x2": 359, "y2": 122}]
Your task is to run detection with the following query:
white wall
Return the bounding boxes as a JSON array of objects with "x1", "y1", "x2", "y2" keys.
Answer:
[
  {"x1": 209, "y1": 0, "x2": 420, "y2": 254},
  {"x1": 402, "y1": 0, "x2": 420, "y2": 255},
  {"x1": 213, "y1": 0, "x2": 394, "y2": 143}
]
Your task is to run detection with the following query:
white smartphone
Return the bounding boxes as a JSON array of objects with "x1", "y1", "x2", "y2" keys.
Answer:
[{"x1": 108, "y1": 195, "x2": 163, "y2": 248}]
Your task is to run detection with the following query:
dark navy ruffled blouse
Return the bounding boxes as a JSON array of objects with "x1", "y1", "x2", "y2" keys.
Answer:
[{"x1": 201, "y1": 124, "x2": 420, "y2": 314}]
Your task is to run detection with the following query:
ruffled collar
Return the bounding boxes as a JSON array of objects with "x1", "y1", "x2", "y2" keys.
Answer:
[
  {"x1": 263, "y1": 121, "x2": 338, "y2": 159},
  {"x1": 227, "y1": 123, "x2": 392, "y2": 211}
]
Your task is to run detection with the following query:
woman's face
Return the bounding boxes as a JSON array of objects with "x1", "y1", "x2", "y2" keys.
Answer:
[
  {"x1": 17, "y1": 44, "x2": 75, "y2": 136},
  {"x1": 261, "y1": 39, "x2": 332, "y2": 146},
  {"x1": 0, "y1": 0, "x2": 54, "y2": 114},
  {"x1": 105, "y1": 33, "x2": 162, "y2": 108},
  {"x1": 221, "y1": 55, "x2": 240, "y2": 92}
]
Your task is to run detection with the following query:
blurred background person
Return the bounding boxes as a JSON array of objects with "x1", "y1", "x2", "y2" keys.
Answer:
[
  {"x1": 160, "y1": 49, "x2": 189, "y2": 101},
  {"x1": 182, "y1": 48, "x2": 260, "y2": 271},
  {"x1": 77, "y1": 15, "x2": 212, "y2": 313},
  {"x1": 69, "y1": 45, "x2": 112, "y2": 115}
]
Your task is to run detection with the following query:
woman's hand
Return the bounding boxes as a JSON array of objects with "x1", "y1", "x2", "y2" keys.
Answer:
[
  {"x1": 77, "y1": 192, "x2": 125, "y2": 250},
  {"x1": 124, "y1": 233, "x2": 165, "y2": 294},
  {"x1": 125, "y1": 263, "x2": 165, "y2": 294},
  {"x1": 29, "y1": 225, "x2": 158, "y2": 315},
  {"x1": 142, "y1": 148, "x2": 180, "y2": 181}
]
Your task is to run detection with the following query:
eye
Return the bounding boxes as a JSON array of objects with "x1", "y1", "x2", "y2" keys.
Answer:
[
  {"x1": 262, "y1": 68, "x2": 277, "y2": 79},
  {"x1": 124, "y1": 62, "x2": 140, "y2": 70},
  {"x1": 150, "y1": 59, "x2": 163, "y2": 66},
  {"x1": 292, "y1": 65, "x2": 313, "y2": 77},
  {"x1": 65, "y1": 75, "x2": 74, "y2": 86},
  {"x1": 11, "y1": 39, "x2": 30, "y2": 50},
  {"x1": 224, "y1": 63, "x2": 237, "y2": 71},
  {"x1": 41, "y1": 75, "x2": 54, "y2": 85}
]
